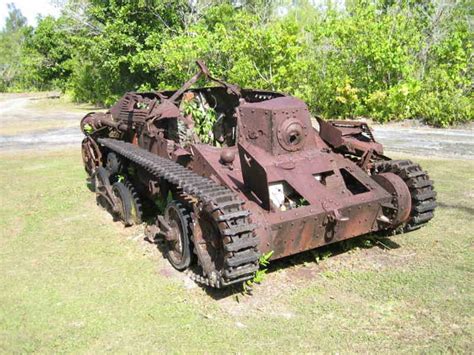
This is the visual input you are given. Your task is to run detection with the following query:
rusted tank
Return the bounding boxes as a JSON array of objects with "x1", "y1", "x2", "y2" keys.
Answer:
[{"x1": 81, "y1": 61, "x2": 436, "y2": 288}]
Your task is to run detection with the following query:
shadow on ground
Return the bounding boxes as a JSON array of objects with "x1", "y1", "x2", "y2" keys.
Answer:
[
  {"x1": 89, "y1": 178, "x2": 405, "y2": 300},
  {"x1": 437, "y1": 201, "x2": 474, "y2": 215},
  {"x1": 150, "y1": 230, "x2": 401, "y2": 301}
]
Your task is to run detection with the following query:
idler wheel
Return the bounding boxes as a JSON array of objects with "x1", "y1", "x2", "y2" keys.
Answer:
[
  {"x1": 93, "y1": 166, "x2": 120, "y2": 215},
  {"x1": 163, "y1": 201, "x2": 192, "y2": 270},
  {"x1": 81, "y1": 137, "x2": 102, "y2": 176},
  {"x1": 373, "y1": 160, "x2": 436, "y2": 232}
]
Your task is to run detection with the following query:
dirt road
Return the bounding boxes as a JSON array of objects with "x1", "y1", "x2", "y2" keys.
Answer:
[
  {"x1": 0, "y1": 93, "x2": 90, "y2": 150},
  {"x1": 0, "y1": 93, "x2": 472, "y2": 158},
  {"x1": 373, "y1": 125, "x2": 473, "y2": 159}
]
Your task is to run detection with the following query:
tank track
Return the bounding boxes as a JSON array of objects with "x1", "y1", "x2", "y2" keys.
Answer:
[
  {"x1": 374, "y1": 159, "x2": 436, "y2": 232},
  {"x1": 97, "y1": 138, "x2": 260, "y2": 288}
]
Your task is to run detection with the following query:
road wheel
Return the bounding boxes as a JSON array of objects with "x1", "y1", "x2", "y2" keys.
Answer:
[
  {"x1": 106, "y1": 152, "x2": 123, "y2": 175},
  {"x1": 112, "y1": 181, "x2": 142, "y2": 226},
  {"x1": 124, "y1": 180, "x2": 142, "y2": 225},
  {"x1": 163, "y1": 201, "x2": 192, "y2": 270}
]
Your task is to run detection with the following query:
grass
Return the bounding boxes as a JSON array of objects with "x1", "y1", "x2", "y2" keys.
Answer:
[{"x1": 0, "y1": 149, "x2": 472, "y2": 353}]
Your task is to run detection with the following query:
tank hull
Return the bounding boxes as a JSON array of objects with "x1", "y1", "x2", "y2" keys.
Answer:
[{"x1": 187, "y1": 143, "x2": 397, "y2": 260}]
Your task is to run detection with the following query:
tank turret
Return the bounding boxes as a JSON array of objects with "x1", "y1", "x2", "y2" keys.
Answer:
[{"x1": 238, "y1": 96, "x2": 316, "y2": 155}]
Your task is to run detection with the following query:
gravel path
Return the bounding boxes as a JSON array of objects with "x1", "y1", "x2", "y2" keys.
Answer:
[
  {"x1": 0, "y1": 94, "x2": 472, "y2": 159},
  {"x1": 0, "y1": 127, "x2": 81, "y2": 150},
  {"x1": 373, "y1": 125, "x2": 473, "y2": 159},
  {"x1": 0, "y1": 94, "x2": 85, "y2": 151}
]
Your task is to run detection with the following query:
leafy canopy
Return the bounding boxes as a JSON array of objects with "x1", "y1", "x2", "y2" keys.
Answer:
[{"x1": 0, "y1": 0, "x2": 472, "y2": 126}]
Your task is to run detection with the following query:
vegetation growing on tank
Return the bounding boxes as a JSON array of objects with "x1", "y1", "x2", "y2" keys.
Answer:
[
  {"x1": 83, "y1": 124, "x2": 93, "y2": 134},
  {"x1": 154, "y1": 191, "x2": 173, "y2": 214},
  {"x1": 182, "y1": 99, "x2": 217, "y2": 144},
  {"x1": 245, "y1": 250, "x2": 274, "y2": 292}
]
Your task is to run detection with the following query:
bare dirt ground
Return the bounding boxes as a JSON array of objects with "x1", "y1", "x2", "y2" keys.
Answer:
[
  {"x1": 1, "y1": 93, "x2": 472, "y2": 158},
  {"x1": 0, "y1": 93, "x2": 95, "y2": 150}
]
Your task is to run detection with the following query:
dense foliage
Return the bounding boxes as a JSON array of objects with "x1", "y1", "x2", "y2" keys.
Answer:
[
  {"x1": 0, "y1": 0, "x2": 472, "y2": 126},
  {"x1": 0, "y1": 3, "x2": 30, "y2": 91}
]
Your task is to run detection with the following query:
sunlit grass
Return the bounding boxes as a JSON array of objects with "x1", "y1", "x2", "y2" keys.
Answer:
[{"x1": 0, "y1": 149, "x2": 472, "y2": 352}]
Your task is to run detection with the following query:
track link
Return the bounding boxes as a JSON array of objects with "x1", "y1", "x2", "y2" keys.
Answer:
[
  {"x1": 98, "y1": 138, "x2": 259, "y2": 288},
  {"x1": 374, "y1": 159, "x2": 437, "y2": 232}
]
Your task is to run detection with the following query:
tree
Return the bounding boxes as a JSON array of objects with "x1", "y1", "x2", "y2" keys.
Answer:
[
  {"x1": 20, "y1": 16, "x2": 73, "y2": 90},
  {"x1": 1, "y1": 0, "x2": 471, "y2": 125},
  {"x1": 64, "y1": 0, "x2": 190, "y2": 104},
  {"x1": 4, "y1": 3, "x2": 27, "y2": 32},
  {"x1": 0, "y1": 3, "x2": 30, "y2": 90}
]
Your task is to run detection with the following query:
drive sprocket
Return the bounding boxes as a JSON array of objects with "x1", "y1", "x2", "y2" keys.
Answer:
[{"x1": 373, "y1": 160, "x2": 437, "y2": 232}]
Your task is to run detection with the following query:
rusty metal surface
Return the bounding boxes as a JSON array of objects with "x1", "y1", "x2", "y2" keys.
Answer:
[
  {"x1": 80, "y1": 60, "x2": 436, "y2": 288},
  {"x1": 372, "y1": 172, "x2": 411, "y2": 226},
  {"x1": 318, "y1": 118, "x2": 384, "y2": 156}
]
